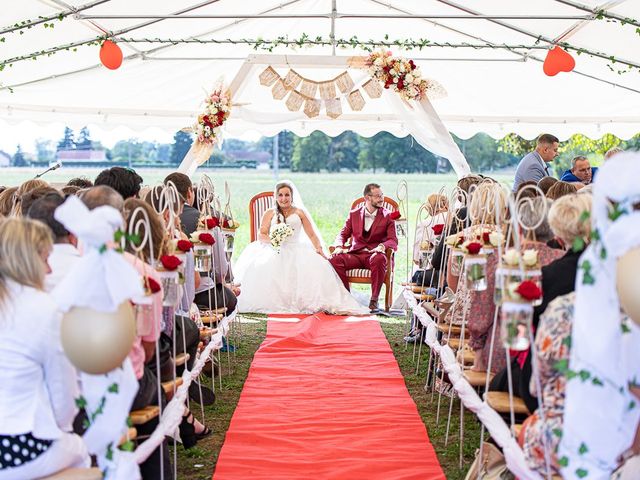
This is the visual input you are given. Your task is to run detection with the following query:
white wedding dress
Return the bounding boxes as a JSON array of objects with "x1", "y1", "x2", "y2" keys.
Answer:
[{"x1": 233, "y1": 213, "x2": 368, "y2": 315}]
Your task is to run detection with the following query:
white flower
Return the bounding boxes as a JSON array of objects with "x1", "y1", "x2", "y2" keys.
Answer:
[
  {"x1": 209, "y1": 107, "x2": 218, "y2": 115},
  {"x1": 413, "y1": 76, "x2": 422, "y2": 85},
  {"x1": 390, "y1": 68, "x2": 397, "y2": 76},
  {"x1": 399, "y1": 64, "x2": 405, "y2": 73},
  {"x1": 502, "y1": 248, "x2": 520, "y2": 266},
  {"x1": 489, "y1": 231, "x2": 504, "y2": 247},
  {"x1": 405, "y1": 73, "x2": 414, "y2": 83},
  {"x1": 393, "y1": 77, "x2": 398, "y2": 83},
  {"x1": 522, "y1": 249, "x2": 538, "y2": 267},
  {"x1": 374, "y1": 58, "x2": 383, "y2": 66},
  {"x1": 189, "y1": 232, "x2": 202, "y2": 243}
]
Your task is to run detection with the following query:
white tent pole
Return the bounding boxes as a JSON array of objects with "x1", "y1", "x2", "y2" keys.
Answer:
[
  {"x1": 77, "y1": 13, "x2": 593, "y2": 20},
  {"x1": 554, "y1": 0, "x2": 639, "y2": 27},
  {"x1": 552, "y1": 1, "x2": 627, "y2": 43},
  {"x1": 330, "y1": 0, "x2": 337, "y2": 55}
]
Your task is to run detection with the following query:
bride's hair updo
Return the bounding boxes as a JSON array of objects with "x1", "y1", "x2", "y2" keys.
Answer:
[{"x1": 274, "y1": 182, "x2": 294, "y2": 224}]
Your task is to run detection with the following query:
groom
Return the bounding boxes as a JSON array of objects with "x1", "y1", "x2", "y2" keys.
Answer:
[{"x1": 330, "y1": 183, "x2": 398, "y2": 312}]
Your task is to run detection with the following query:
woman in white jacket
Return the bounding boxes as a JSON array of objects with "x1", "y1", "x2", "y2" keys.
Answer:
[{"x1": 0, "y1": 218, "x2": 89, "y2": 479}]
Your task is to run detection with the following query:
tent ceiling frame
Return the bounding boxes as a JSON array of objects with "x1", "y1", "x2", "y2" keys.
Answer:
[
  {"x1": 76, "y1": 13, "x2": 594, "y2": 20},
  {"x1": 554, "y1": 0, "x2": 640, "y2": 27}
]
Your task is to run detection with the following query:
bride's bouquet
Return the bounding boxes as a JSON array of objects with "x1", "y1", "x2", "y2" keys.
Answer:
[{"x1": 270, "y1": 223, "x2": 294, "y2": 253}]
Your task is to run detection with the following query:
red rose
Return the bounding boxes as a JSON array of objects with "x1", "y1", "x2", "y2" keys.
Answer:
[
  {"x1": 177, "y1": 240, "x2": 193, "y2": 252},
  {"x1": 466, "y1": 242, "x2": 483, "y2": 255},
  {"x1": 222, "y1": 218, "x2": 230, "y2": 228},
  {"x1": 160, "y1": 254, "x2": 182, "y2": 271},
  {"x1": 198, "y1": 233, "x2": 215, "y2": 245},
  {"x1": 432, "y1": 223, "x2": 445, "y2": 235},
  {"x1": 482, "y1": 232, "x2": 491, "y2": 244},
  {"x1": 515, "y1": 280, "x2": 542, "y2": 301},
  {"x1": 206, "y1": 217, "x2": 220, "y2": 229},
  {"x1": 390, "y1": 211, "x2": 401, "y2": 220},
  {"x1": 144, "y1": 276, "x2": 161, "y2": 294},
  {"x1": 409, "y1": 59, "x2": 416, "y2": 69},
  {"x1": 397, "y1": 79, "x2": 405, "y2": 90}
]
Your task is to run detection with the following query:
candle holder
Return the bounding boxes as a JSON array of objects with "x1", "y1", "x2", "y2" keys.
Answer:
[
  {"x1": 500, "y1": 301, "x2": 533, "y2": 351},
  {"x1": 450, "y1": 248, "x2": 465, "y2": 276},
  {"x1": 494, "y1": 266, "x2": 525, "y2": 306},
  {"x1": 157, "y1": 269, "x2": 179, "y2": 307},
  {"x1": 194, "y1": 244, "x2": 213, "y2": 273},
  {"x1": 465, "y1": 254, "x2": 487, "y2": 291}
]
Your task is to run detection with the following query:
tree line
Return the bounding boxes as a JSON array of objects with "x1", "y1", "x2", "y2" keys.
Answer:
[{"x1": 7, "y1": 126, "x2": 638, "y2": 173}]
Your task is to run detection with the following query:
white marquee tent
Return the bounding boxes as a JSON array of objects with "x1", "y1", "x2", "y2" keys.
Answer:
[{"x1": 2, "y1": 0, "x2": 640, "y2": 172}]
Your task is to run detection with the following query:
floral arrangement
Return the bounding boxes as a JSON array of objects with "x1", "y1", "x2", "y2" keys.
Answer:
[
  {"x1": 159, "y1": 254, "x2": 182, "y2": 271},
  {"x1": 143, "y1": 276, "x2": 161, "y2": 294},
  {"x1": 195, "y1": 88, "x2": 231, "y2": 146},
  {"x1": 200, "y1": 216, "x2": 220, "y2": 229},
  {"x1": 501, "y1": 248, "x2": 539, "y2": 267},
  {"x1": 176, "y1": 239, "x2": 194, "y2": 252},
  {"x1": 270, "y1": 223, "x2": 294, "y2": 253},
  {"x1": 222, "y1": 218, "x2": 240, "y2": 230},
  {"x1": 365, "y1": 50, "x2": 445, "y2": 101},
  {"x1": 514, "y1": 280, "x2": 543, "y2": 301},
  {"x1": 432, "y1": 223, "x2": 445, "y2": 236},
  {"x1": 191, "y1": 232, "x2": 216, "y2": 245},
  {"x1": 461, "y1": 241, "x2": 483, "y2": 255}
]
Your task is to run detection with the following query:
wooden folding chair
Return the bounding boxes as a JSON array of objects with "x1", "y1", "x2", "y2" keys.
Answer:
[
  {"x1": 249, "y1": 191, "x2": 275, "y2": 242},
  {"x1": 333, "y1": 196, "x2": 399, "y2": 311}
]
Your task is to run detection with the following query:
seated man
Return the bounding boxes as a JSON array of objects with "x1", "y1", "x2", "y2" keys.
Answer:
[{"x1": 560, "y1": 155, "x2": 598, "y2": 185}]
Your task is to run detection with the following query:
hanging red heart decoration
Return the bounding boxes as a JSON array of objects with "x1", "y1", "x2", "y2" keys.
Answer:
[
  {"x1": 543, "y1": 46, "x2": 575, "y2": 76},
  {"x1": 99, "y1": 40, "x2": 123, "y2": 70}
]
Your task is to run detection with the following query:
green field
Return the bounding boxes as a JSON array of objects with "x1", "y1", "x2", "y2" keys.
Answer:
[{"x1": 2, "y1": 167, "x2": 512, "y2": 291}]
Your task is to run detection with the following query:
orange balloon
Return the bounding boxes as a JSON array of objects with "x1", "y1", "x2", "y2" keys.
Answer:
[
  {"x1": 99, "y1": 40, "x2": 123, "y2": 70},
  {"x1": 543, "y1": 46, "x2": 575, "y2": 76}
]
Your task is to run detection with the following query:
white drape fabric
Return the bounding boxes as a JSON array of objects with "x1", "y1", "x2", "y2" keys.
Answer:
[
  {"x1": 52, "y1": 195, "x2": 144, "y2": 479},
  {"x1": 403, "y1": 290, "x2": 542, "y2": 480},
  {"x1": 559, "y1": 153, "x2": 640, "y2": 480}
]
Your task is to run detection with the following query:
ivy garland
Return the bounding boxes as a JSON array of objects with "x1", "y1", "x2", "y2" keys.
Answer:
[{"x1": 1, "y1": 10, "x2": 639, "y2": 77}]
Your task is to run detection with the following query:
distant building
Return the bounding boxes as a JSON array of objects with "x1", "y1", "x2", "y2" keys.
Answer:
[
  {"x1": 226, "y1": 150, "x2": 271, "y2": 169},
  {"x1": 56, "y1": 149, "x2": 106, "y2": 164},
  {"x1": 0, "y1": 150, "x2": 10, "y2": 167}
]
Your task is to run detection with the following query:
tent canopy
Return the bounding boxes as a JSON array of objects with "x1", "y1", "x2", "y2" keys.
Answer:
[{"x1": 1, "y1": 0, "x2": 639, "y2": 143}]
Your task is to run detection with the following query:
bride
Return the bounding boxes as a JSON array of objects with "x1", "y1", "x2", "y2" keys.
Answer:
[{"x1": 233, "y1": 181, "x2": 368, "y2": 315}]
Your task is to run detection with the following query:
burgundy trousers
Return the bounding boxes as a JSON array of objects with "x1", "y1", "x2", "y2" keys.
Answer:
[{"x1": 329, "y1": 251, "x2": 387, "y2": 300}]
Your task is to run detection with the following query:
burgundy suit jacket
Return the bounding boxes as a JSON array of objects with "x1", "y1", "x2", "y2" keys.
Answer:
[{"x1": 334, "y1": 206, "x2": 398, "y2": 253}]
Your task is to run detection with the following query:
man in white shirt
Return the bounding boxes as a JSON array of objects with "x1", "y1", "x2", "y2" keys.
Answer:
[{"x1": 26, "y1": 192, "x2": 81, "y2": 291}]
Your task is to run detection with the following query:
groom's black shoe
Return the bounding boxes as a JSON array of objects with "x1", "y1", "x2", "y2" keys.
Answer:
[{"x1": 369, "y1": 299, "x2": 379, "y2": 312}]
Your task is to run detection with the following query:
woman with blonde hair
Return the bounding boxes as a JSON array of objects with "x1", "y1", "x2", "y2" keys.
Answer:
[
  {"x1": 10, "y1": 179, "x2": 49, "y2": 216},
  {"x1": 0, "y1": 218, "x2": 88, "y2": 479},
  {"x1": 0, "y1": 187, "x2": 17, "y2": 217},
  {"x1": 412, "y1": 193, "x2": 449, "y2": 265}
]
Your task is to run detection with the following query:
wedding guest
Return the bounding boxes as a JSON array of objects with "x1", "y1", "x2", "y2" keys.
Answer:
[
  {"x1": 0, "y1": 187, "x2": 17, "y2": 217},
  {"x1": 513, "y1": 134, "x2": 559, "y2": 191},
  {"x1": 0, "y1": 218, "x2": 89, "y2": 479},
  {"x1": 412, "y1": 194, "x2": 449, "y2": 266},
  {"x1": 79, "y1": 185, "x2": 124, "y2": 212},
  {"x1": 11, "y1": 179, "x2": 49, "y2": 216},
  {"x1": 61, "y1": 185, "x2": 81, "y2": 197},
  {"x1": 26, "y1": 192, "x2": 80, "y2": 291},
  {"x1": 66, "y1": 177, "x2": 93, "y2": 189},
  {"x1": 520, "y1": 292, "x2": 576, "y2": 476},
  {"x1": 604, "y1": 146, "x2": 624, "y2": 160},
  {"x1": 468, "y1": 196, "x2": 563, "y2": 374},
  {"x1": 560, "y1": 155, "x2": 598, "y2": 184},
  {"x1": 537, "y1": 176, "x2": 558, "y2": 196},
  {"x1": 546, "y1": 181, "x2": 578, "y2": 200},
  {"x1": 163, "y1": 173, "x2": 238, "y2": 312},
  {"x1": 94, "y1": 166, "x2": 143, "y2": 200},
  {"x1": 490, "y1": 193, "x2": 592, "y2": 411},
  {"x1": 19, "y1": 186, "x2": 59, "y2": 216}
]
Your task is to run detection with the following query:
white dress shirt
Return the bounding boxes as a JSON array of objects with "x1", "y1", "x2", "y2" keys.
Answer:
[
  {"x1": 45, "y1": 243, "x2": 81, "y2": 292},
  {"x1": 0, "y1": 280, "x2": 79, "y2": 439},
  {"x1": 363, "y1": 207, "x2": 378, "y2": 232}
]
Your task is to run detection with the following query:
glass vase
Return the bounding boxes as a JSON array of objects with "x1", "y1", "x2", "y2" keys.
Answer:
[
  {"x1": 494, "y1": 267, "x2": 524, "y2": 306},
  {"x1": 157, "y1": 269, "x2": 179, "y2": 307},
  {"x1": 464, "y1": 254, "x2": 487, "y2": 291},
  {"x1": 222, "y1": 229, "x2": 235, "y2": 253},
  {"x1": 132, "y1": 294, "x2": 153, "y2": 336},
  {"x1": 194, "y1": 244, "x2": 212, "y2": 273},
  {"x1": 395, "y1": 219, "x2": 408, "y2": 238},
  {"x1": 175, "y1": 252, "x2": 187, "y2": 285},
  {"x1": 419, "y1": 249, "x2": 432, "y2": 270},
  {"x1": 450, "y1": 248, "x2": 465, "y2": 276},
  {"x1": 500, "y1": 301, "x2": 533, "y2": 351}
]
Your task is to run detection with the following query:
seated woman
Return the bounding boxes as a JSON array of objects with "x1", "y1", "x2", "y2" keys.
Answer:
[
  {"x1": 519, "y1": 292, "x2": 575, "y2": 475},
  {"x1": 467, "y1": 196, "x2": 563, "y2": 374},
  {"x1": 490, "y1": 193, "x2": 592, "y2": 411},
  {"x1": 0, "y1": 218, "x2": 89, "y2": 479}
]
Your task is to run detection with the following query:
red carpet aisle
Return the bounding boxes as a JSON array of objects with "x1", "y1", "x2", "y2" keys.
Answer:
[{"x1": 213, "y1": 314, "x2": 445, "y2": 480}]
